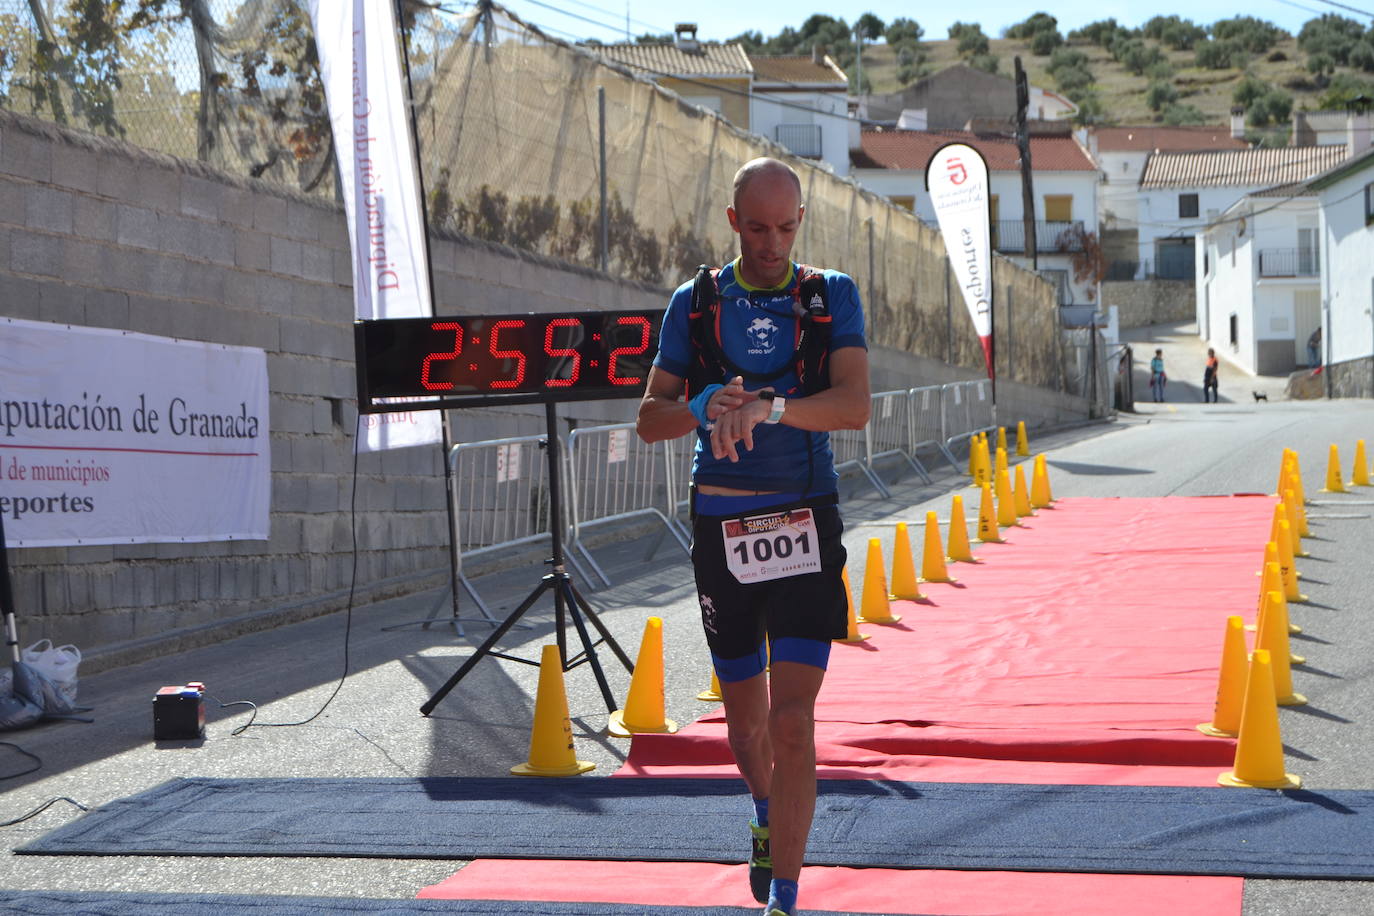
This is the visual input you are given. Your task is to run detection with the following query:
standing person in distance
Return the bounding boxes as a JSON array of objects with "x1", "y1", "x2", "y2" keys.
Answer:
[
  {"x1": 636, "y1": 157, "x2": 870, "y2": 916},
  {"x1": 1149, "y1": 348, "x2": 1167, "y2": 402},
  {"x1": 1202, "y1": 347, "x2": 1219, "y2": 403}
]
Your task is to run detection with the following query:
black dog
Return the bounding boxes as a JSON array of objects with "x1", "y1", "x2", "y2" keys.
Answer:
[{"x1": 1253, "y1": 391, "x2": 1268, "y2": 402}]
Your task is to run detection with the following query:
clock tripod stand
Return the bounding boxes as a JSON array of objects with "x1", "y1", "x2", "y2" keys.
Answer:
[{"x1": 420, "y1": 399, "x2": 634, "y2": 716}]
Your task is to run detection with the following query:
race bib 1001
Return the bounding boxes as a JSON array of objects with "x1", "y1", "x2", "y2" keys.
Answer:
[{"x1": 722, "y1": 507, "x2": 822, "y2": 584}]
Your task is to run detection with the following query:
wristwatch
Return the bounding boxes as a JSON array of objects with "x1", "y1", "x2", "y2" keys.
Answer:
[{"x1": 759, "y1": 389, "x2": 786, "y2": 424}]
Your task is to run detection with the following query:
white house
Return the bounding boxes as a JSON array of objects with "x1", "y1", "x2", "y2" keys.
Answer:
[
  {"x1": 850, "y1": 127, "x2": 1100, "y2": 308},
  {"x1": 1086, "y1": 120, "x2": 1250, "y2": 278},
  {"x1": 1138, "y1": 145, "x2": 1348, "y2": 283},
  {"x1": 1197, "y1": 188, "x2": 1322, "y2": 375},
  {"x1": 1305, "y1": 148, "x2": 1374, "y2": 396},
  {"x1": 749, "y1": 52, "x2": 851, "y2": 177}
]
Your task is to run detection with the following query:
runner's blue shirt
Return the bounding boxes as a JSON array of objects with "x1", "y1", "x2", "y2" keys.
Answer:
[{"x1": 654, "y1": 259, "x2": 867, "y2": 494}]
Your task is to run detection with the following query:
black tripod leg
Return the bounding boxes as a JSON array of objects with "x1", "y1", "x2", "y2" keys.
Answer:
[
  {"x1": 568, "y1": 579, "x2": 635, "y2": 672},
  {"x1": 420, "y1": 576, "x2": 553, "y2": 716},
  {"x1": 558, "y1": 577, "x2": 618, "y2": 712}
]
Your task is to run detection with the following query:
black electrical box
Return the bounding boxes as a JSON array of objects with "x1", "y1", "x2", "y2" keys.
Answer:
[{"x1": 152, "y1": 682, "x2": 205, "y2": 740}]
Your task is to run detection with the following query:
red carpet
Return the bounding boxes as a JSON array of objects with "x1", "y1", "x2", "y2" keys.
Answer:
[{"x1": 422, "y1": 496, "x2": 1270, "y2": 912}]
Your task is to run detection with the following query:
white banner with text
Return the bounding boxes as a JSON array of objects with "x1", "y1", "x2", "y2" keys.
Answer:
[
  {"x1": 310, "y1": 0, "x2": 442, "y2": 452},
  {"x1": 0, "y1": 318, "x2": 270, "y2": 547},
  {"x1": 926, "y1": 142, "x2": 994, "y2": 380}
]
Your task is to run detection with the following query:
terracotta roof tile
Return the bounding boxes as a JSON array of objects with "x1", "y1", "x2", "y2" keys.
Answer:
[
  {"x1": 750, "y1": 55, "x2": 847, "y2": 86},
  {"x1": 596, "y1": 42, "x2": 751, "y2": 77},
  {"x1": 1140, "y1": 146, "x2": 1350, "y2": 189},
  {"x1": 852, "y1": 129, "x2": 1096, "y2": 172},
  {"x1": 1092, "y1": 125, "x2": 1249, "y2": 152}
]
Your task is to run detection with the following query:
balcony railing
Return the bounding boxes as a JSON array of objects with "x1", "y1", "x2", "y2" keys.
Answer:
[
  {"x1": 774, "y1": 124, "x2": 822, "y2": 159},
  {"x1": 1258, "y1": 248, "x2": 1319, "y2": 278},
  {"x1": 992, "y1": 220, "x2": 1085, "y2": 254}
]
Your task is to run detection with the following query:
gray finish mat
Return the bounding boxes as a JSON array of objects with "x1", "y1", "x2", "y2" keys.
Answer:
[{"x1": 18, "y1": 776, "x2": 1374, "y2": 878}]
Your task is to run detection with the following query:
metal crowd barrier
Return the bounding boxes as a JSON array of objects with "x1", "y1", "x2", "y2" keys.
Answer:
[
  {"x1": 448, "y1": 432, "x2": 593, "y2": 617},
  {"x1": 867, "y1": 389, "x2": 931, "y2": 485},
  {"x1": 831, "y1": 421, "x2": 891, "y2": 498},
  {"x1": 565, "y1": 421, "x2": 688, "y2": 587},
  {"x1": 940, "y1": 379, "x2": 998, "y2": 464},
  {"x1": 910, "y1": 384, "x2": 958, "y2": 471}
]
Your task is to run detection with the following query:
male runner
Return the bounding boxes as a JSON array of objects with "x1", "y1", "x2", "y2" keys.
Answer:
[{"x1": 636, "y1": 157, "x2": 870, "y2": 916}]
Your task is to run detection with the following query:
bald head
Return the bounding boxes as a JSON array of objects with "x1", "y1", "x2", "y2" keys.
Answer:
[{"x1": 732, "y1": 158, "x2": 802, "y2": 211}]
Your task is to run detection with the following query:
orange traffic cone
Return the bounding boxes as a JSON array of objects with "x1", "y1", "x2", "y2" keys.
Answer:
[
  {"x1": 889, "y1": 523, "x2": 923, "y2": 601},
  {"x1": 1015, "y1": 420, "x2": 1030, "y2": 457},
  {"x1": 836, "y1": 567, "x2": 869, "y2": 643},
  {"x1": 858, "y1": 538, "x2": 901, "y2": 624},
  {"x1": 1272, "y1": 449, "x2": 1294, "y2": 497},
  {"x1": 995, "y1": 445, "x2": 1009, "y2": 478},
  {"x1": 995, "y1": 468, "x2": 1019, "y2": 528},
  {"x1": 1353, "y1": 439, "x2": 1371, "y2": 486},
  {"x1": 997, "y1": 425, "x2": 1009, "y2": 455},
  {"x1": 697, "y1": 667, "x2": 722, "y2": 702},
  {"x1": 608, "y1": 617, "x2": 679, "y2": 738},
  {"x1": 1013, "y1": 464, "x2": 1033, "y2": 518},
  {"x1": 1217, "y1": 649, "x2": 1301, "y2": 789},
  {"x1": 1030, "y1": 454, "x2": 1052, "y2": 508},
  {"x1": 977, "y1": 483, "x2": 1002, "y2": 543},
  {"x1": 1320, "y1": 443, "x2": 1346, "y2": 493},
  {"x1": 512, "y1": 645, "x2": 596, "y2": 776},
  {"x1": 920, "y1": 510, "x2": 954, "y2": 582},
  {"x1": 1197, "y1": 616, "x2": 1247, "y2": 738},
  {"x1": 947, "y1": 495, "x2": 978, "y2": 562}
]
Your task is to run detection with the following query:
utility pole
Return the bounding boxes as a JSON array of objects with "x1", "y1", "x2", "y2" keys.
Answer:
[{"x1": 1014, "y1": 57, "x2": 1037, "y2": 271}]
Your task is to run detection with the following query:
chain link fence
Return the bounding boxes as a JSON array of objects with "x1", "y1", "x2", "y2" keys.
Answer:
[{"x1": 0, "y1": 0, "x2": 1066, "y2": 389}]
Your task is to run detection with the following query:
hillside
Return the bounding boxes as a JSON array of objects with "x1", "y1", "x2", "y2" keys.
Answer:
[{"x1": 856, "y1": 33, "x2": 1365, "y2": 131}]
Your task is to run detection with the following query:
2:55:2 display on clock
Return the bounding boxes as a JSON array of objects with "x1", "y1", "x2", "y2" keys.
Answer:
[{"x1": 355, "y1": 309, "x2": 664, "y2": 412}]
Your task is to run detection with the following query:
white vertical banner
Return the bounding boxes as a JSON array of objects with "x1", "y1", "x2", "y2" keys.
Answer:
[
  {"x1": 310, "y1": 0, "x2": 442, "y2": 451},
  {"x1": 925, "y1": 142, "x2": 995, "y2": 380}
]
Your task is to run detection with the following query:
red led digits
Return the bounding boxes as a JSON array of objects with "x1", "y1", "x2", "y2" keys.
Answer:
[
  {"x1": 607, "y1": 316, "x2": 651, "y2": 385},
  {"x1": 543, "y1": 317, "x2": 582, "y2": 388},
  {"x1": 487, "y1": 319, "x2": 527, "y2": 389},
  {"x1": 420, "y1": 321, "x2": 463, "y2": 390}
]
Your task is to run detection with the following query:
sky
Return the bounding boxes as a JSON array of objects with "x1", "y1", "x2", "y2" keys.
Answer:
[{"x1": 493, "y1": 0, "x2": 1361, "y2": 46}]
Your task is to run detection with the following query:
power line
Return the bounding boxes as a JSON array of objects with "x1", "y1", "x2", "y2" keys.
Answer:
[
  {"x1": 515, "y1": 0, "x2": 629, "y2": 39},
  {"x1": 1309, "y1": 0, "x2": 1374, "y2": 19},
  {"x1": 556, "y1": 0, "x2": 672, "y2": 36}
]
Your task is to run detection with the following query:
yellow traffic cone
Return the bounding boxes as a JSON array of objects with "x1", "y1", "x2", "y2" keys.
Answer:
[
  {"x1": 836, "y1": 567, "x2": 869, "y2": 643},
  {"x1": 1321, "y1": 443, "x2": 1346, "y2": 493},
  {"x1": 889, "y1": 523, "x2": 923, "y2": 601},
  {"x1": 1275, "y1": 522, "x2": 1307, "y2": 603},
  {"x1": 512, "y1": 645, "x2": 596, "y2": 776},
  {"x1": 1015, "y1": 420, "x2": 1030, "y2": 457},
  {"x1": 995, "y1": 445, "x2": 1009, "y2": 478},
  {"x1": 697, "y1": 668, "x2": 722, "y2": 702},
  {"x1": 1042, "y1": 453, "x2": 1055, "y2": 502},
  {"x1": 1197, "y1": 616, "x2": 1248, "y2": 738},
  {"x1": 920, "y1": 511, "x2": 954, "y2": 582},
  {"x1": 966, "y1": 435, "x2": 979, "y2": 479},
  {"x1": 977, "y1": 483, "x2": 1002, "y2": 543},
  {"x1": 997, "y1": 426, "x2": 1009, "y2": 455},
  {"x1": 947, "y1": 495, "x2": 978, "y2": 562},
  {"x1": 1030, "y1": 454, "x2": 1051, "y2": 508},
  {"x1": 1257, "y1": 582, "x2": 1306, "y2": 667},
  {"x1": 995, "y1": 468, "x2": 1019, "y2": 528},
  {"x1": 1249, "y1": 556, "x2": 1300, "y2": 635},
  {"x1": 858, "y1": 538, "x2": 901, "y2": 624},
  {"x1": 1217, "y1": 649, "x2": 1301, "y2": 789},
  {"x1": 1272, "y1": 449, "x2": 1294, "y2": 497},
  {"x1": 1013, "y1": 464, "x2": 1033, "y2": 518},
  {"x1": 1255, "y1": 591, "x2": 1307, "y2": 707},
  {"x1": 975, "y1": 435, "x2": 992, "y2": 487},
  {"x1": 608, "y1": 617, "x2": 679, "y2": 738},
  {"x1": 1290, "y1": 452, "x2": 1308, "y2": 504},
  {"x1": 1353, "y1": 439, "x2": 1371, "y2": 486},
  {"x1": 1281, "y1": 491, "x2": 1308, "y2": 557},
  {"x1": 1287, "y1": 478, "x2": 1311, "y2": 536}
]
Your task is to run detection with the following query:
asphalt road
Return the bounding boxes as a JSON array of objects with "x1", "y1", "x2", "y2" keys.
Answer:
[{"x1": 2, "y1": 390, "x2": 1373, "y2": 915}]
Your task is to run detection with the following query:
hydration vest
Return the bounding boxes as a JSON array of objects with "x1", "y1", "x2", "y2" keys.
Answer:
[{"x1": 684, "y1": 263, "x2": 832, "y2": 398}]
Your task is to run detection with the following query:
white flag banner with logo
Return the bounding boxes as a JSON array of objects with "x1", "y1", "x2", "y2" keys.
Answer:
[
  {"x1": 925, "y1": 143, "x2": 994, "y2": 379},
  {"x1": 0, "y1": 318, "x2": 269, "y2": 547},
  {"x1": 310, "y1": 0, "x2": 442, "y2": 451}
]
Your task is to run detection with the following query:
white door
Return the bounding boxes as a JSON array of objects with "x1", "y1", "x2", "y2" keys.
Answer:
[{"x1": 1293, "y1": 289, "x2": 1321, "y2": 367}]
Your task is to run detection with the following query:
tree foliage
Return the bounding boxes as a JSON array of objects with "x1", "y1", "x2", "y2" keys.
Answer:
[
  {"x1": 1068, "y1": 19, "x2": 1136, "y2": 48},
  {"x1": 1211, "y1": 16, "x2": 1286, "y2": 54},
  {"x1": 885, "y1": 17, "x2": 923, "y2": 46},
  {"x1": 949, "y1": 22, "x2": 989, "y2": 57}
]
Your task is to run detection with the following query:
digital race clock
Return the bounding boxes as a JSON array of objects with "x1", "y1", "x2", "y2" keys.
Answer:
[{"x1": 354, "y1": 309, "x2": 663, "y2": 412}]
